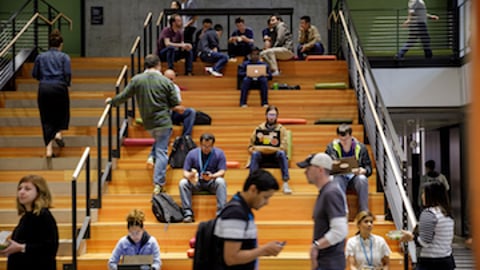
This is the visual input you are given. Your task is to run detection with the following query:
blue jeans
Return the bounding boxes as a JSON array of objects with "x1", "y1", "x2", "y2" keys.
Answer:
[
  {"x1": 159, "y1": 46, "x2": 193, "y2": 74},
  {"x1": 333, "y1": 173, "x2": 369, "y2": 212},
  {"x1": 397, "y1": 22, "x2": 432, "y2": 58},
  {"x1": 200, "y1": 51, "x2": 228, "y2": 72},
  {"x1": 149, "y1": 108, "x2": 196, "y2": 158},
  {"x1": 171, "y1": 108, "x2": 196, "y2": 136},
  {"x1": 249, "y1": 151, "x2": 290, "y2": 181},
  {"x1": 228, "y1": 42, "x2": 253, "y2": 57},
  {"x1": 148, "y1": 127, "x2": 172, "y2": 186},
  {"x1": 178, "y1": 177, "x2": 227, "y2": 217},
  {"x1": 240, "y1": 76, "x2": 268, "y2": 106},
  {"x1": 297, "y1": 42, "x2": 325, "y2": 60}
]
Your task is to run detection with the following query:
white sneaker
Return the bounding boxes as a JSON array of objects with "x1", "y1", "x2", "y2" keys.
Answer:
[
  {"x1": 240, "y1": 104, "x2": 248, "y2": 108},
  {"x1": 283, "y1": 182, "x2": 292, "y2": 195},
  {"x1": 210, "y1": 69, "x2": 223, "y2": 77},
  {"x1": 271, "y1": 70, "x2": 280, "y2": 76},
  {"x1": 146, "y1": 156, "x2": 154, "y2": 169},
  {"x1": 153, "y1": 184, "x2": 166, "y2": 195},
  {"x1": 204, "y1": 67, "x2": 213, "y2": 74}
]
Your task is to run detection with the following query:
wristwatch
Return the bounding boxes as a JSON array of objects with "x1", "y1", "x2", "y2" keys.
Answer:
[{"x1": 312, "y1": 240, "x2": 320, "y2": 248}]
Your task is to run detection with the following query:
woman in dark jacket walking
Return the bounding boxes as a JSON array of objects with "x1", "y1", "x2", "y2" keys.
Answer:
[{"x1": 32, "y1": 29, "x2": 71, "y2": 158}]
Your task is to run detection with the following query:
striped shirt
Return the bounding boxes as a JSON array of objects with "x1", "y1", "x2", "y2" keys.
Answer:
[{"x1": 417, "y1": 207, "x2": 454, "y2": 258}]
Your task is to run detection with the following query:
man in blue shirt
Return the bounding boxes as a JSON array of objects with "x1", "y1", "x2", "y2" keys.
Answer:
[
  {"x1": 178, "y1": 133, "x2": 227, "y2": 222},
  {"x1": 238, "y1": 47, "x2": 272, "y2": 107},
  {"x1": 227, "y1": 17, "x2": 254, "y2": 59}
]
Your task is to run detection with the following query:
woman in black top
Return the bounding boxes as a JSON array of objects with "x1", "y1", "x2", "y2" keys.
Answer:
[
  {"x1": 0, "y1": 175, "x2": 59, "y2": 270},
  {"x1": 32, "y1": 29, "x2": 71, "y2": 158}
]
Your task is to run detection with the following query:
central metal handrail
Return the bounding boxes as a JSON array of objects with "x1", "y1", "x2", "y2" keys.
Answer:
[{"x1": 70, "y1": 147, "x2": 92, "y2": 270}]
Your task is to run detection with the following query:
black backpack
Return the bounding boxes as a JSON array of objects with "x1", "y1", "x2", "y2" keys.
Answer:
[
  {"x1": 168, "y1": 135, "x2": 196, "y2": 168},
  {"x1": 193, "y1": 200, "x2": 248, "y2": 270},
  {"x1": 194, "y1": 111, "x2": 212, "y2": 125},
  {"x1": 151, "y1": 193, "x2": 184, "y2": 223}
]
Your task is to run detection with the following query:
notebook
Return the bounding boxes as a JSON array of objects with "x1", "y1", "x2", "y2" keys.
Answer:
[
  {"x1": 330, "y1": 156, "x2": 359, "y2": 175},
  {"x1": 246, "y1": 65, "x2": 267, "y2": 77},
  {"x1": 254, "y1": 129, "x2": 281, "y2": 147}
]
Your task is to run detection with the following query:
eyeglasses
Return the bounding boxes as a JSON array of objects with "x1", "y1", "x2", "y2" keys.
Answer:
[
  {"x1": 267, "y1": 113, "x2": 277, "y2": 117},
  {"x1": 338, "y1": 131, "x2": 348, "y2": 137}
]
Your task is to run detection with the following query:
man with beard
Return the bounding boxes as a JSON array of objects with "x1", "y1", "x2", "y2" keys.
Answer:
[{"x1": 247, "y1": 105, "x2": 291, "y2": 194}]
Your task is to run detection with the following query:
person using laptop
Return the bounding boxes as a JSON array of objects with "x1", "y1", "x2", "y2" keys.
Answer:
[
  {"x1": 108, "y1": 209, "x2": 161, "y2": 270},
  {"x1": 238, "y1": 47, "x2": 272, "y2": 107},
  {"x1": 325, "y1": 124, "x2": 372, "y2": 213},
  {"x1": 248, "y1": 105, "x2": 291, "y2": 194}
]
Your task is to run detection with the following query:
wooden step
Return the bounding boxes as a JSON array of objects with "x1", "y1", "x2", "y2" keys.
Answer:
[{"x1": 0, "y1": 251, "x2": 406, "y2": 270}]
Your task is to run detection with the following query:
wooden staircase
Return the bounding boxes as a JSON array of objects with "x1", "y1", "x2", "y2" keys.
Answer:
[{"x1": 0, "y1": 58, "x2": 405, "y2": 270}]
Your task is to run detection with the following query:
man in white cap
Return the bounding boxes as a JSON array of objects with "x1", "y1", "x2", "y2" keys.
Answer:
[{"x1": 297, "y1": 153, "x2": 348, "y2": 270}]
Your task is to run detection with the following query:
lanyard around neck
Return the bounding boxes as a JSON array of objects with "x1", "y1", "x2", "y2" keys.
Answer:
[
  {"x1": 359, "y1": 235, "x2": 373, "y2": 267},
  {"x1": 198, "y1": 149, "x2": 213, "y2": 173}
]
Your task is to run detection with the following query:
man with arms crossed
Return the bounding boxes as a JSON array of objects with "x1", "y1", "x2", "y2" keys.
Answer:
[{"x1": 297, "y1": 153, "x2": 348, "y2": 270}]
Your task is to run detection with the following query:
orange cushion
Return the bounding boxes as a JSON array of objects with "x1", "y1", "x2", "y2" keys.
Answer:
[
  {"x1": 227, "y1": 161, "x2": 240, "y2": 168},
  {"x1": 305, "y1": 55, "x2": 337, "y2": 61},
  {"x1": 277, "y1": 118, "x2": 307, "y2": 125}
]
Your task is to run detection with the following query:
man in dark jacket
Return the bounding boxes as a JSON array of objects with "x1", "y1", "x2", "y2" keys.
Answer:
[
  {"x1": 237, "y1": 47, "x2": 272, "y2": 107},
  {"x1": 325, "y1": 124, "x2": 372, "y2": 212},
  {"x1": 198, "y1": 24, "x2": 228, "y2": 77}
]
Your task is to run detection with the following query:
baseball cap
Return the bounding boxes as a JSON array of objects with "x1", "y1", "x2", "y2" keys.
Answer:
[{"x1": 296, "y1": 153, "x2": 333, "y2": 170}]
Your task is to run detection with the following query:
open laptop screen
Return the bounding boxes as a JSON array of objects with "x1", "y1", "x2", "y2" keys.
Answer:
[{"x1": 254, "y1": 129, "x2": 281, "y2": 147}]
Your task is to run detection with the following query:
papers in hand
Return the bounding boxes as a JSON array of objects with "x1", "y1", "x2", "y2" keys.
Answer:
[{"x1": 0, "y1": 231, "x2": 11, "y2": 250}]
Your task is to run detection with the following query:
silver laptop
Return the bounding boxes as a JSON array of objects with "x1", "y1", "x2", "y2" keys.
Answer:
[{"x1": 246, "y1": 65, "x2": 267, "y2": 77}]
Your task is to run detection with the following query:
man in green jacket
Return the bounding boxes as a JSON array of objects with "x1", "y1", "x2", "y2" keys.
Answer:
[{"x1": 107, "y1": 54, "x2": 185, "y2": 194}]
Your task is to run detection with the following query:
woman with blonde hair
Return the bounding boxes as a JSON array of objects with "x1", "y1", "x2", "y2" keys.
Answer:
[
  {"x1": 108, "y1": 209, "x2": 161, "y2": 270},
  {"x1": 345, "y1": 211, "x2": 391, "y2": 270},
  {"x1": 0, "y1": 175, "x2": 59, "y2": 270},
  {"x1": 32, "y1": 29, "x2": 71, "y2": 158}
]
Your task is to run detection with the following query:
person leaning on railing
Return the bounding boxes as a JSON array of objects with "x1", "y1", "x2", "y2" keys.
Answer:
[{"x1": 400, "y1": 181, "x2": 455, "y2": 270}]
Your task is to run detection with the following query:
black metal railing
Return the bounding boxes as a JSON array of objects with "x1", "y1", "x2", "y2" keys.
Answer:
[
  {"x1": 331, "y1": 0, "x2": 417, "y2": 267},
  {"x1": 114, "y1": 65, "x2": 130, "y2": 158},
  {"x1": 0, "y1": 0, "x2": 72, "y2": 90},
  {"x1": 349, "y1": 8, "x2": 456, "y2": 57},
  {"x1": 143, "y1": 12, "x2": 153, "y2": 58},
  {"x1": 95, "y1": 102, "x2": 114, "y2": 208},
  {"x1": 129, "y1": 37, "x2": 141, "y2": 119},
  {"x1": 66, "y1": 147, "x2": 92, "y2": 270}
]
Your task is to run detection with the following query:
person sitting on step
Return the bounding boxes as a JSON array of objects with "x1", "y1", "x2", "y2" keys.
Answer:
[
  {"x1": 198, "y1": 23, "x2": 228, "y2": 77},
  {"x1": 325, "y1": 123, "x2": 372, "y2": 213},
  {"x1": 178, "y1": 133, "x2": 227, "y2": 223},
  {"x1": 247, "y1": 105, "x2": 291, "y2": 194},
  {"x1": 238, "y1": 47, "x2": 272, "y2": 108}
]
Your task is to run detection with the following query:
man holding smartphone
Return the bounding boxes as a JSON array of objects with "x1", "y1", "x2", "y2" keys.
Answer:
[{"x1": 178, "y1": 133, "x2": 227, "y2": 223}]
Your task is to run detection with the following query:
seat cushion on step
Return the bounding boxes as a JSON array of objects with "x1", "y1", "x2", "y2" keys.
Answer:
[
  {"x1": 306, "y1": 55, "x2": 337, "y2": 61},
  {"x1": 277, "y1": 118, "x2": 307, "y2": 125},
  {"x1": 314, "y1": 82, "x2": 347, "y2": 89},
  {"x1": 122, "y1": 138, "x2": 154, "y2": 146},
  {"x1": 314, "y1": 118, "x2": 353, "y2": 125},
  {"x1": 226, "y1": 161, "x2": 240, "y2": 168}
]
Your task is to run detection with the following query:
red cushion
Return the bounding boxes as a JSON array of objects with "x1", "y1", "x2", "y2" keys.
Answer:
[
  {"x1": 305, "y1": 55, "x2": 337, "y2": 61},
  {"x1": 122, "y1": 138, "x2": 154, "y2": 146},
  {"x1": 277, "y1": 118, "x2": 307, "y2": 125},
  {"x1": 227, "y1": 161, "x2": 240, "y2": 168}
]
